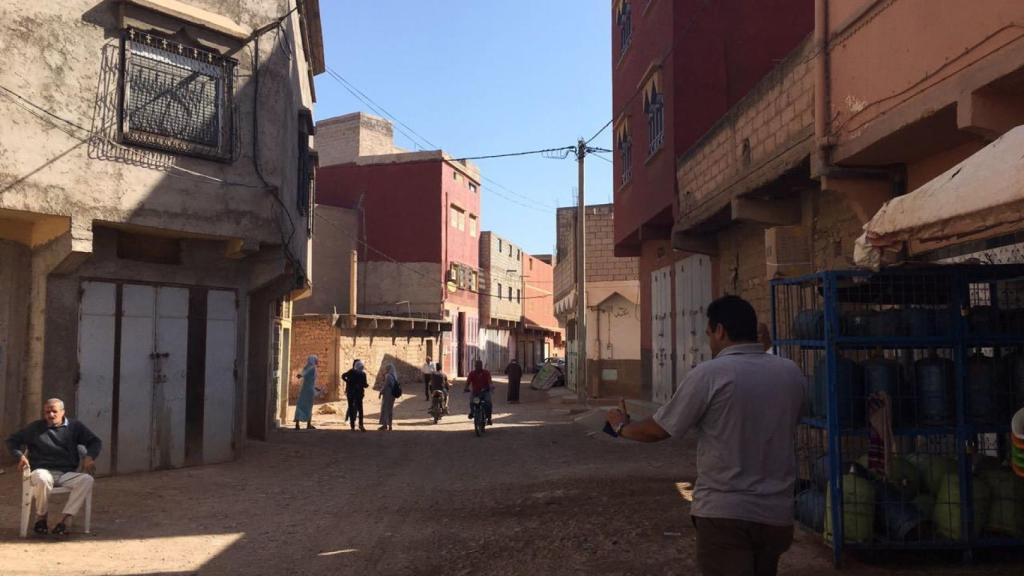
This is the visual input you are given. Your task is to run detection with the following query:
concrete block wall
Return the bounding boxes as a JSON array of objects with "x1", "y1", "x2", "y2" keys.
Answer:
[
  {"x1": 480, "y1": 231, "x2": 524, "y2": 323},
  {"x1": 316, "y1": 112, "x2": 398, "y2": 167},
  {"x1": 677, "y1": 39, "x2": 814, "y2": 219},
  {"x1": 554, "y1": 205, "x2": 639, "y2": 302},
  {"x1": 716, "y1": 223, "x2": 772, "y2": 323}
]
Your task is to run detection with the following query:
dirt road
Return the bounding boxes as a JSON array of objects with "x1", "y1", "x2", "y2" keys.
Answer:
[{"x1": 0, "y1": 379, "x2": 1018, "y2": 575}]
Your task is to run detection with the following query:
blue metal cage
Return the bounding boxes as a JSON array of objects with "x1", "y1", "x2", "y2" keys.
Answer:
[{"x1": 772, "y1": 265, "x2": 1024, "y2": 567}]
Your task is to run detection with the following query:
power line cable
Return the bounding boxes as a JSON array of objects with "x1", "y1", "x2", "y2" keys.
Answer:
[{"x1": 319, "y1": 67, "x2": 562, "y2": 209}]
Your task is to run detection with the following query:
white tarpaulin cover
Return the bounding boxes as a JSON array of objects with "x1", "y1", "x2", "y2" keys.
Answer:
[{"x1": 854, "y1": 125, "x2": 1024, "y2": 269}]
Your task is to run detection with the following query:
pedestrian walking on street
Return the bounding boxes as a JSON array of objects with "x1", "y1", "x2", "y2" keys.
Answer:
[
  {"x1": 505, "y1": 358, "x2": 523, "y2": 403},
  {"x1": 422, "y1": 356, "x2": 435, "y2": 400},
  {"x1": 294, "y1": 355, "x2": 319, "y2": 430},
  {"x1": 342, "y1": 360, "x2": 369, "y2": 431},
  {"x1": 604, "y1": 295, "x2": 805, "y2": 576},
  {"x1": 378, "y1": 363, "x2": 399, "y2": 431}
]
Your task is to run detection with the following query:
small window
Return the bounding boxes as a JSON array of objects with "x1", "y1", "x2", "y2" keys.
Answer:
[
  {"x1": 469, "y1": 215, "x2": 478, "y2": 237},
  {"x1": 617, "y1": 1, "x2": 632, "y2": 53},
  {"x1": 453, "y1": 171, "x2": 459, "y2": 181},
  {"x1": 508, "y1": 286, "x2": 513, "y2": 300},
  {"x1": 450, "y1": 204, "x2": 465, "y2": 230},
  {"x1": 120, "y1": 28, "x2": 235, "y2": 161},
  {"x1": 498, "y1": 239, "x2": 503, "y2": 253},
  {"x1": 469, "y1": 183, "x2": 478, "y2": 194},
  {"x1": 529, "y1": 259, "x2": 533, "y2": 271},
  {"x1": 497, "y1": 282, "x2": 503, "y2": 300},
  {"x1": 617, "y1": 121, "x2": 632, "y2": 185},
  {"x1": 516, "y1": 289, "x2": 521, "y2": 303},
  {"x1": 644, "y1": 79, "x2": 665, "y2": 156}
]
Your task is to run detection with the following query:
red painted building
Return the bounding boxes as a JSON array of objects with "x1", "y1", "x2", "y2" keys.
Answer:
[
  {"x1": 315, "y1": 112, "x2": 481, "y2": 376},
  {"x1": 610, "y1": 0, "x2": 813, "y2": 397}
]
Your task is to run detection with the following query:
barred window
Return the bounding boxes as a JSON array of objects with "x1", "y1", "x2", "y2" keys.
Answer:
[
  {"x1": 617, "y1": 1, "x2": 632, "y2": 53},
  {"x1": 644, "y1": 80, "x2": 664, "y2": 157},
  {"x1": 120, "y1": 28, "x2": 235, "y2": 161},
  {"x1": 617, "y1": 122, "x2": 632, "y2": 185},
  {"x1": 298, "y1": 110, "x2": 315, "y2": 236}
]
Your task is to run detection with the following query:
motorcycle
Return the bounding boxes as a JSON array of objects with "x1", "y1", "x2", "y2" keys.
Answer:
[
  {"x1": 470, "y1": 395, "x2": 490, "y2": 437},
  {"x1": 428, "y1": 389, "x2": 446, "y2": 423}
]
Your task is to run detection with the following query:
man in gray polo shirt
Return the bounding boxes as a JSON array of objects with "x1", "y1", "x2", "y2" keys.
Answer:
[{"x1": 606, "y1": 295, "x2": 805, "y2": 576}]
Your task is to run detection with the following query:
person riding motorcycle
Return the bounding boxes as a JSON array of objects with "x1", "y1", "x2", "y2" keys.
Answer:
[
  {"x1": 464, "y1": 359, "x2": 493, "y2": 425},
  {"x1": 428, "y1": 362, "x2": 450, "y2": 415}
]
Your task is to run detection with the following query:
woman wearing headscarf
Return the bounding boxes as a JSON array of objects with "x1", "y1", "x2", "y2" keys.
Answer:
[
  {"x1": 294, "y1": 355, "x2": 318, "y2": 430},
  {"x1": 378, "y1": 363, "x2": 399, "y2": 431},
  {"x1": 342, "y1": 359, "x2": 368, "y2": 431}
]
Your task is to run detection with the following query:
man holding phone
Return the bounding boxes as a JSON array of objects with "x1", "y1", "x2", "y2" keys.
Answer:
[{"x1": 605, "y1": 295, "x2": 805, "y2": 576}]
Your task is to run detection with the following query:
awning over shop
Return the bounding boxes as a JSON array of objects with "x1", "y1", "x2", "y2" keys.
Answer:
[{"x1": 854, "y1": 125, "x2": 1024, "y2": 269}]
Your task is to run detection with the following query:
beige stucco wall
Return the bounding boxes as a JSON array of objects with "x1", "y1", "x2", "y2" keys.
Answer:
[
  {"x1": 827, "y1": 0, "x2": 1024, "y2": 163},
  {"x1": 0, "y1": 0, "x2": 314, "y2": 277},
  {"x1": 586, "y1": 282, "x2": 641, "y2": 361},
  {"x1": 294, "y1": 205, "x2": 359, "y2": 316},
  {"x1": 357, "y1": 261, "x2": 443, "y2": 318},
  {"x1": 0, "y1": 0, "x2": 322, "y2": 442}
]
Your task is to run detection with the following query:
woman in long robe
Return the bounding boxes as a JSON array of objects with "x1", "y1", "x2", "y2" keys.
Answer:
[
  {"x1": 378, "y1": 363, "x2": 398, "y2": 431},
  {"x1": 294, "y1": 355, "x2": 318, "y2": 430}
]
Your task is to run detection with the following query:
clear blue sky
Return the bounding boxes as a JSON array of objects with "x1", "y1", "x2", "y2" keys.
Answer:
[{"x1": 314, "y1": 1, "x2": 613, "y2": 256}]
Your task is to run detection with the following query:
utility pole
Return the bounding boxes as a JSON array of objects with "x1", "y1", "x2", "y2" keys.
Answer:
[{"x1": 575, "y1": 138, "x2": 588, "y2": 403}]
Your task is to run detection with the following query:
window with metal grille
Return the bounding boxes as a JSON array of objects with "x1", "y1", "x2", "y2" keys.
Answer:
[
  {"x1": 119, "y1": 28, "x2": 235, "y2": 161},
  {"x1": 617, "y1": 1, "x2": 632, "y2": 53},
  {"x1": 617, "y1": 122, "x2": 632, "y2": 185},
  {"x1": 644, "y1": 80, "x2": 664, "y2": 157}
]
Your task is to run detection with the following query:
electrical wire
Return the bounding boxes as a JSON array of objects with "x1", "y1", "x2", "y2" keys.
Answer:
[{"x1": 319, "y1": 66, "x2": 564, "y2": 210}]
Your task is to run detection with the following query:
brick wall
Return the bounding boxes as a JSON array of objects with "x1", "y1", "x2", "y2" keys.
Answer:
[
  {"x1": 290, "y1": 315, "x2": 438, "y2": 404},
  {"x1": 289, "y1": 316, "x2": 339, "y2": 403},
  {"x1": 337, "y1": 331, "x2": 435, "y2": 392},
  {"x1": 716, "y1": 223, "x2": 771, "y2": 323},
  {"x1": 677, "y1": 39, "x2": 815, "y2": 228}
]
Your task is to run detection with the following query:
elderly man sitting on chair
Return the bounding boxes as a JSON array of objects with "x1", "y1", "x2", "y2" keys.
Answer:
[{"x1": 6, "y1": 398, "x2": 101, "y2": 536}]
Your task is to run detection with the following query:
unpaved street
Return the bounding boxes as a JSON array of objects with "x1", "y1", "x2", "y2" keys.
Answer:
[{"x1": 0, "y1": 379, "x2": 1018, "y2": 575}]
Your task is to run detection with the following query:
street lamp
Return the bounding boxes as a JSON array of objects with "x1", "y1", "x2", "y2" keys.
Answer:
[{"x1": 395, "y1": 300, "x2": 411, "y2": 317}]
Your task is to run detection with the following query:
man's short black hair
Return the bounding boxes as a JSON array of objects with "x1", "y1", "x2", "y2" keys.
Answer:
[{"x1": 706, "y1": 295, "x2": 758, "y2": 342}]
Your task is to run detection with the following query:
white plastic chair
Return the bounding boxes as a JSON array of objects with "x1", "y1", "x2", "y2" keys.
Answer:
[{"x1": 19, "y1": 446, "x2": 93, "y2": 538}]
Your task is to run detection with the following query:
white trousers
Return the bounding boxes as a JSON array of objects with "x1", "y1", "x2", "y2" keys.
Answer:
[{"x1": 30, "y1": 469, "x2": 94, "y2": 517}]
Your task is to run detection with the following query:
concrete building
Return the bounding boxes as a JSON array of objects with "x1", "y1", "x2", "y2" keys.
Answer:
[
  {"x1": 554, "y1": 204, "x2": 641, "y2": 399},
  {"x1": 610, "y1": 0, "x2": 813, "y2": 402},
  {"x1": 0, "y1": 0, "x2": 324, "y2": 473},
  {"x1": 519, "y1": 253, "x2": 563, "y2": 372},
  {"x1": 478, "y1": 231, "x2": 522, "y2": 372},
  {"x1": 288, "y1": 204, "x2": 450, "y2": 410},
  {"x1": 665, "y1": 0, "x2": 1024, "y2": 397},
  {"x1": 315, "y1": 113, "x2": 481, "y2": 377}
]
